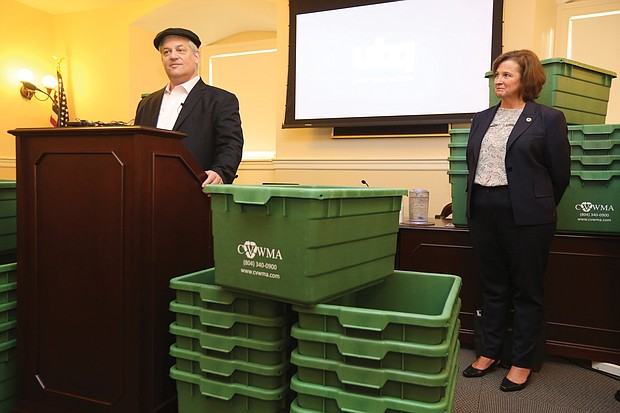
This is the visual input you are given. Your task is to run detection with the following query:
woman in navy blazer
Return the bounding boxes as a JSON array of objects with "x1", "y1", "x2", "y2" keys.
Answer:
[
  {"x1": 461, "y1": 50, "x2": 571, "y2": 391},
  {"x1": 134, "y1": 28, "x2": 244, "y2": 185}
]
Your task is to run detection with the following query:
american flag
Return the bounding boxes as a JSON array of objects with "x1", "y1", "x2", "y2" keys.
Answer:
[{"x1": 50, "y1": 67, "x2": 69, "y2": 127}]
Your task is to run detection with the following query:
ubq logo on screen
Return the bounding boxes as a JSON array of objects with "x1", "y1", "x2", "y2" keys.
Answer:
[{"x1": 237, "y1": 241, "x2": 283, "y2": 260}]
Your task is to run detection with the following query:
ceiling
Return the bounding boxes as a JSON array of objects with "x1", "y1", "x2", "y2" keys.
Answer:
[{"x1": 16, "y1": 0, "x2": 278, "y2": 45}]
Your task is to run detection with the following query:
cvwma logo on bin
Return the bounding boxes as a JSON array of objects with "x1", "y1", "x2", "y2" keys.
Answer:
[
  {"x1": 237, "y1": 241, "x2": 283, "y2": 260},
  {"x1": 574, "y1": 201, "x2": 615, "y2": 213}
]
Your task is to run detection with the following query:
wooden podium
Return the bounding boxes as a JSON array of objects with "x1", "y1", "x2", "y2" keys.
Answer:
[{"x1": 9, "y1": 126, "x2": 215, "y2": 413}]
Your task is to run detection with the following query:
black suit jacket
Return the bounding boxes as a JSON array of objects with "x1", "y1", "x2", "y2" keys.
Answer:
[
  {"x1": 134, "y1": 78, "x2": 244, "y2": 184},
  {"x1": 466, "y1": 101, "x2": 571, "y2": 225}
]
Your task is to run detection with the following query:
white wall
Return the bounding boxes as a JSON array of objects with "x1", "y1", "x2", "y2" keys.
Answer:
[{"x1": 555, "y1": 0, "x2": 620, "y2": 124}]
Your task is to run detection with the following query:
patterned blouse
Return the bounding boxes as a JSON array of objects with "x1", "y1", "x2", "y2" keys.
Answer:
[{"x1": 474, "y1": 107, "x2": 523, "y2": 187}]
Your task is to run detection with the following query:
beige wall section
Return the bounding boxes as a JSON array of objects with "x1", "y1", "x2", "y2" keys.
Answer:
[
  {"x1": 2, "y1": 0, "x2": 618, "y2": 213},
  {"x1": 0, "y1": 1, "x2": 55, "y2": 179},
  {"x1": 0, "y1": 0, "x2": 170, "y2": 179},
  {"x1": 203, "y1": 34, "x2": 278, "y2": 156},
  {"x1": 555, "y1": 0, "x2": 620, "y2": 124},
  {"x1": 129, "y1": 25, "x2": 170, "y2": 114},
  {"x1": 502, "y1": 0, "x2": 559, "y2": 58},
  {"x1": 202, "y1": 32, "x2": 279, "y2": 185},
  {"x1": 52, "y1": 0, "x2": 170, "y2": 123}
]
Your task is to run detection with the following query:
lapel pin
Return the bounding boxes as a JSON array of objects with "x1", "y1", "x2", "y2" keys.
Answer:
[{"x1": 526, "y1": 117, "x2": 532, "y2": 122}]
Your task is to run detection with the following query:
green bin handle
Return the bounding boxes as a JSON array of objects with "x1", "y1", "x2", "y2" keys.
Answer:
[
  {"x1": 290, "y1": 373, "x2": 453, "y2": 413},
  {"x1": 0, "y1": 282, "x2": 17, "y2": 294},
  {"x1": 291, "y1": 319, "x2": 459, "y2": 360},
  {"x1": 571, "y1": 138, "x2": 620, "y2": 150},
  {"x1": 571, "y1": 170, "x2": 620, "y2": 180},
  {"x1": 170, "y1": 300, "x2": 286, "y2": 328},
  {"x1": 169, "y1": 322, "x2": 287, "y2": 352},
  {"x1": 291, "y1": 348, "x2": 453, "y2": 389},
  {"x1": 170, "y1": 343, "x2": 287, "y2": 376},
  {"x1": 571, "y1": 154, "x2": 620, "y2": 165},
  {"x1": 170, "y1": 366, "x2": 287, "y2": 401},
  {"x1": 0, "y1": 339, "x2": 17, "y2": 363}
]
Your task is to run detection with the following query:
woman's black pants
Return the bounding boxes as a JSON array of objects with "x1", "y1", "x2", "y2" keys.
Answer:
[{"x1": 468, "y1": 185, "x2": 555, "y2": 368}]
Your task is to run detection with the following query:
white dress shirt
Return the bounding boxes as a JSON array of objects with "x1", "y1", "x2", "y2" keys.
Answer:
[{"x1": 156, "y1": 75, "x2": 200, "y2": 130}]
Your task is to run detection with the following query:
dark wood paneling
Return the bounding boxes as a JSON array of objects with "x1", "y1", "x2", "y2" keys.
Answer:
[
  {"x1": 397, "y1": 220, "x2": 620, "y2": 364},
  {"x1": 35, "y1": 152, "x2": 128, "y2": 406},
  {"x1": 11, "y1": 127, "x2": 214, "y2": 413}
]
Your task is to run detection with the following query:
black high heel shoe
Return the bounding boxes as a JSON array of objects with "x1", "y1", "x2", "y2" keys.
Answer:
[
  {"x1": 500, "y1": 373, "x2": 531, "y2": 392},
  {"x1": 462, "y1": 360, "x2": 500, "y2": 378}
]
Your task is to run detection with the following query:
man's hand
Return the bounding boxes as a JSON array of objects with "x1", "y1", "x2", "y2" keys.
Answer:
[{"x1": 202, "y1": 170, "x2": 223, "y2": 187}]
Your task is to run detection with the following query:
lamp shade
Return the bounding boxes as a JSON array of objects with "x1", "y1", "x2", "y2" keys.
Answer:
[
  {"x1": 18, "y1": 68, "x2": 34, "y2": 83},
  {"x1": 42, "y1": 75, "x2": 57, "y2": 89}
]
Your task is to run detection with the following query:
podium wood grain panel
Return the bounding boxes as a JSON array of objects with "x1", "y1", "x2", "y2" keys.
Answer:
[
  {"x1": 35, "y1": 152, "x2": 126, "y2": 405},
  {"x1": 11, "y1": 127, "x2": 214, "y2": 413}
]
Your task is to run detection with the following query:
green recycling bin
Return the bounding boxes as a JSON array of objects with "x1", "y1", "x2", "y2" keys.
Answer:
[{"x1": 204, "y1": 185, "x2": 407, "y2": 306}]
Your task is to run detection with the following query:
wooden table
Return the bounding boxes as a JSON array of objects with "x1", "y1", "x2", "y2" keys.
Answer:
[{"x1": 396, "y1": 219, "x2": 620, "y2": 364}]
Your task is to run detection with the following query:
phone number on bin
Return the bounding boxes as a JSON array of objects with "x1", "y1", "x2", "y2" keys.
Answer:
[{"x1": 243, "y1": 260, "x2": 278, "y2": 270}]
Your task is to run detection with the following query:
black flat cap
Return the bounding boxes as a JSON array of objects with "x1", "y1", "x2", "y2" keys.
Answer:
[{"x1": 153, "y1": 28, "x2": 201, "y2": 49}]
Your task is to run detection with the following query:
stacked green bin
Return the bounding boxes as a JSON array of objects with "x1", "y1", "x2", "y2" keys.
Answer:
[
  {"x1": 289, "y1": 270, "x2": 462, "y2": 413},
  {"x1": 0, "y1": 181, "x2": 16, "y2": 265},
  {"x1": 487, "y1": 58, "x2": 617, "y2": 124},
  {"x1": 556, "y1": 124, "x2": 620, "y2": 234},
  {"x1": 448, "y1": 125, "x2": 620, "y2": 234},
  {"x1": 448, "y1": 129, "x2": 470, "y2": 227},
  {"x1": 204, "y1": 185, "x2": 407, "y2": 306},
  {"x1": 169, "y1": 268, "x2": 295, "y2": 412},
  {"x1": 0, "y1": 263, "x2": 17, "y2": 412}
]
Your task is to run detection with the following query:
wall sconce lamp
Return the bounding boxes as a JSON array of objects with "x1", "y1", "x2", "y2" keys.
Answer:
[
  {"x1": 20, "y1": 80, "x2": 45, "y2": 100},
  {"x1": 18, "y1": 69, "x2": 58, "y2": 101},
  {"x1": 18, "y1": 60, "x2": 69, "y2": 127}
]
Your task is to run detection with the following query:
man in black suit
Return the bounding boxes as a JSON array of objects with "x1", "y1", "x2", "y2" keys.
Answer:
[{"x1": 134, "y1": 27, "x2": 243, "y2": 185}]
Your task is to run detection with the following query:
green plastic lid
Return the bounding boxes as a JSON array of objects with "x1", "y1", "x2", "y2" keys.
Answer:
[
  {"x1": 486, "y1": 58, "x2": 617, "y2": 78},
  {"x1": 540, "y1": 58, "x2": 617, "y2": 77},
  {"x1": 204, "y1": 184, "x2": 407, "y2": 205}
]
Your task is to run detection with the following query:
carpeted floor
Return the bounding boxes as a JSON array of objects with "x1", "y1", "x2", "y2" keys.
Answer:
[{"x1": 454, "y1": 346, "x2": 620, "y2": 413}]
